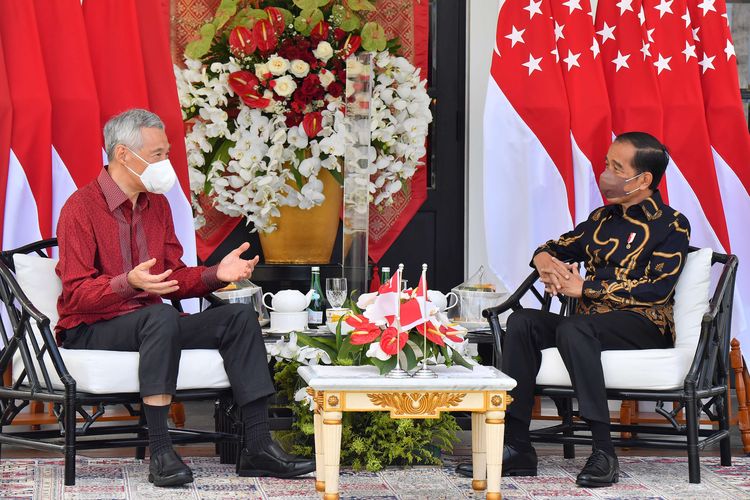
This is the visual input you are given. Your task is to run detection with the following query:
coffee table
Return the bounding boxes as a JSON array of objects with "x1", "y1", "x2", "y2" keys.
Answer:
[{"x1": 298, "y1": 365, "x2": 516, "y2": 500}]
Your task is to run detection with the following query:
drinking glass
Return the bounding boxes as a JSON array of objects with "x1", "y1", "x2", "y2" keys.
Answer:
[{"x1": 326, "y1": 278, "x2": 347, "y2": 308}]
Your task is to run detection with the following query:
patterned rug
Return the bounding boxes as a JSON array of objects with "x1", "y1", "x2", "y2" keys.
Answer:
[{"x1": 1, "y1": 455, "x2": 749, "y2": 499}]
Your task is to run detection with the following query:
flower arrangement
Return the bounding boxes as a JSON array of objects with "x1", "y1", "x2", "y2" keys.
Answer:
[{"x1": 175, "y1": 0, "x2": 432, "y2": 232}]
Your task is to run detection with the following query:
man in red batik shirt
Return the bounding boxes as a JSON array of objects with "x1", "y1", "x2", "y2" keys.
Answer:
[{"x1": 56, "y1": 109, "x2": 314, "y2": 487}]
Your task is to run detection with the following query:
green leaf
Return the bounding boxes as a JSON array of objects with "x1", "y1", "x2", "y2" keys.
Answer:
[
  {"x1": 335, "y1": 313, "x2": 344, "y2": 351},
  {"x1": 184, "y1": 23, "x2": 217, "y2": 59},
  {"x1": 370, "y1": 355, "x2": 397, "y2": 375},
  {"x1": 213, "y1": 0, "x2": 239, "y2": 30},
  {"x1": 296, "y1": 334, "x2": 337, "y2": 361},
  {"x1": 348, "y1": 0, "x2": 377, "y2": 11},
  {"x1": 451, "y1": 349, "x2": 475, "y2": 370},
  {"x1": 328, "y1": 169, "x2": 344, "y2": 185},
  {"x1": 293, "y1": 0, "x2": 318, "y2": 9},
  {"x1": 402, "y1": 343, "x2": 418, "y2": 371},
  {"x1": 361, "y1": 21, "x2": 387, "y2": 52},
  {"x1": 331, "y1": 4, "x2": 361, "y2": 32},
  {"x1": 276, "y1": 7, "x2": 294, "y2": 26}
]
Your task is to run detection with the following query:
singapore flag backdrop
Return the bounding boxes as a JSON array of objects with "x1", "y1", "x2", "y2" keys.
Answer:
[{"x1": 484, "y1": 0, "x2": 750, "y2": 345}]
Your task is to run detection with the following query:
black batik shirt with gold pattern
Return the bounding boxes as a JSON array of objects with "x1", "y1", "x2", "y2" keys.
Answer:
[{"x1": 534, "y1": 191, "x2": 690, "y2": 341}]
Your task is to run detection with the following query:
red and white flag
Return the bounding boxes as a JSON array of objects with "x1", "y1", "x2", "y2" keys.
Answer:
[
  {"x1": 0, "y1": 37, "x2": 10, "y2": 250},
  {"x1": 0, "y1": 2, "x2": 51, "y2": 249},
  {"x1": 34, "y1": 0, "x2": 102, "y2": 239},
  {"x1": 643, "y1": 0, "x2": 730, "y2": 253},
  {"x1": 549, "y1": 0, "x2": 609, "y2": 222},
  {"x1": 365, "y1": 269, "x2": 402, "y2": 324},
  {"x1": 689, "y1": 0, "x2": 750, "y2": 341},
  {"x1": 400, "y1": 266, "x2": 430, "y2": 331},
  {"x1": 484, "y1": 0, "x2": 575, "y2": 292},
  {"x1": 134, "y1": 0, "x2": 197, "y2": 269}
]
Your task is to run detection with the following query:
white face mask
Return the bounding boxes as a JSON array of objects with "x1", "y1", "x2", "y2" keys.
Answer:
[{"x1": 125, "y1": 148, "x2": 177, "y2": 194}]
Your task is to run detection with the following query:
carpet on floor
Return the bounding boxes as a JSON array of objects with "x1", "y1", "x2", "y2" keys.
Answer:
[{"x1": 0, "y1": 455, "x2": 749, "y2": 499}]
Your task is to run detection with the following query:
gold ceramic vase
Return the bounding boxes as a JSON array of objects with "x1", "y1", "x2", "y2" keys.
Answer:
[{"x1": 258, "y1": 169, "x2": 343, "y2": 264}]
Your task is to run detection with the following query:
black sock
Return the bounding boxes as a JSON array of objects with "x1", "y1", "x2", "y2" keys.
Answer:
[
  {"x1": 241, "y1": 397, "x2": 272, "y2": 450},
  {"x1": 505, "y1": 416, "x2": 533, "y2": 451},
  {"x1": 143, "y1": 404, "x2": 173, "y2": 456},
  {"x1": 588, "y1": 420, "x2": 615, "y2": 456}
]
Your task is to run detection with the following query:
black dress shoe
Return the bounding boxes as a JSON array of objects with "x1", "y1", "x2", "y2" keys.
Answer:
[
  {"x1": 236, "y1": 441, "x2": 316, "y2": 478},
  {"x1": 576, "y1": 449, "x2": 619, "y2": 487},
  {"x1": 148, "y1": 449, "x2": 194, "y2": 487},
  {"x1": 455, "y1": 443, "x2": 538, "y2": 478}
]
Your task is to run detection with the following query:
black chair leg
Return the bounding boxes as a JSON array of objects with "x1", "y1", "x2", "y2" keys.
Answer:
[
  {"x1": 686, "y1": 397, "x2": 701, "y2": 483},
  {"x1": 559, "y1": 398, "x2": 575, "y2": 459},
  {"x1": 63, "y1": 396, "x2": 76, "y2": 486},
  {"x1": 135, "y1": 406, "x2": 146, "y2": 460},
  {"x1": 719, "y1": 390, "x2": 732, "y2": 467}
]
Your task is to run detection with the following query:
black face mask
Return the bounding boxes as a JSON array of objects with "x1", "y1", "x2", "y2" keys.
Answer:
[{"x1": 598, "y1": 170, "x2": 644, "y2": 199}]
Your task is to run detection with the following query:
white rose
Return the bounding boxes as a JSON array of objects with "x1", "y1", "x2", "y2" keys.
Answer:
[
  {"x1": 312, "y1": 41, "x2": 334, "y2": 63},
  {"x1": 267, "y1": 56, "x2": 290, "y2": 76},
  {"x1": 318, "y1": 68, "x2": 336, "y2": 88},
  {"x1": 272, "y1": 75, "x2": 297, "y2": 97},
  {"x1": 290, "y1": 59, "x2": 310, "y2": 78},
  {"x1": 254, "y1": 63, "x2": 270, "y2": 80}
]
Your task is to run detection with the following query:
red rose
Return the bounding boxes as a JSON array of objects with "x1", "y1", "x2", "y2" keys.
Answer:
[
  {"x1": 327, "y1": 81, "x2": 343, "y2": 98},
  {"x1": 228, "y1": 70, "x2": 259, "y2": 95},
  {"x1": 310, "y1": 21, "x2": 330, "y2": 43},
  {"x1": 285, "y1": 111, "x2": 303, "y2": 127},
  {"x1": 290, "y1": 99, "x2": 306, "y2": 114},
  {"x1": 302, "y1": 111, "x2": 323, "y2": 138},
  {"x1": 380, "y1": 327, "x2": 407, "y2": 355},
  {"x1": 229, "y1": 26, "x2": 256, "y2": 56},
  {"x1": 253, "y1": 19, "x2": 277, "y2": 52}
]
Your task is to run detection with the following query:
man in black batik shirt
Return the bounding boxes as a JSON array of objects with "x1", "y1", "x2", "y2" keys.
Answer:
[{"x1": 459, "y1": 132, "x2": 690, "y2": 488}]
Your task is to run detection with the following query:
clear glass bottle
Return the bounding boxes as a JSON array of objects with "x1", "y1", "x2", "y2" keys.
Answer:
[{"x1": 307, "y1": 266, "x2": 325, "y2": 326}]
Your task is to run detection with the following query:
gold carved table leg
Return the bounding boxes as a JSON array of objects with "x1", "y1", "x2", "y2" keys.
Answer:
[
  {"x1": 322, "y1": 410, "x2": 343, "y2": 500},
  {"x1": 313, "y1": 399, "x2": 325, "y2": 492},
  {"x1": 485, "y1": 409, "x2": 505, "y2": 500},
  {"x1": 471, "y1": 411, "x2": 487, "y2": 491}
]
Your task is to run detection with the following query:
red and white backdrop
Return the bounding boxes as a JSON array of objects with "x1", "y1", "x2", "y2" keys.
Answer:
[
  {"x1": 0, "y1": 0, "x2": 196, "y2": 272},
  {"x1": 170, "y1": 0, "x2": 430, "y2": 263},
  {"x1": 484, "y1": 0, "x2": 750, "y2": 345}
]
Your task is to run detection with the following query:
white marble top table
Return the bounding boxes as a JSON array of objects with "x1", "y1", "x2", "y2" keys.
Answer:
[{"x1": 298, "y1": 364, "x2": 516, "y2": 392}]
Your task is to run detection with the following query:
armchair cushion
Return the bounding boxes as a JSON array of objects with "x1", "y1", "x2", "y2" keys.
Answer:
[
  {"x1": 10, "y1": 254, "x2": 231, "y2": 394},
  {"x1": 535, "y1": 247, "x2": 713, "y2": 390}
]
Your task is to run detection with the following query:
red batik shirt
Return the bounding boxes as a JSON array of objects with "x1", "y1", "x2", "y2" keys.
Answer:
[{"x1": 55, "y1": 169, "x2": 224, "y2": 342}]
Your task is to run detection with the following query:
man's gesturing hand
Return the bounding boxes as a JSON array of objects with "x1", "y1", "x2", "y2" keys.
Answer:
[
  {"x1": 127, "y1": 258, "x2": 179, "y2": 295},
  {"x1": 533, "y1": 251, "x2": 573, "y2": 296},
  {"x1": 216, "y1": 242, "x2": 260, "y2": 283}
]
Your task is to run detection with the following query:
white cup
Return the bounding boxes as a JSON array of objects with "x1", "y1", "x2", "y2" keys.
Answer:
[
  {"x1": 325, "y1": 308, "x2": 349, "y2": 332},
  {"x1": 270, "y1": 311, "x2": 308, "y2": 332},
  {"x1": 427, "y1": 290, "x2": 459, "y2": 312}
]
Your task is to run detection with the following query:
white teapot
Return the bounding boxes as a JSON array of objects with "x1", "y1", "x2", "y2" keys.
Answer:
[
  {"x1": 263, "y1": 289, "x2": 314, "y2": 313},
  {"x1": 427, "y1": 290, "x2": 459, "y2": 312}
]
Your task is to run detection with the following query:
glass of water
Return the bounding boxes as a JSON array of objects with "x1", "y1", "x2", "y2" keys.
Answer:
[{"x1": 326, "y1": 278, "x2": 347, "y2": 308}]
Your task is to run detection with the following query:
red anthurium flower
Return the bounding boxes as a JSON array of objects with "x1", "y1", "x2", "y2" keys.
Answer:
[
  {"x1": 416, "y1": 322, "x2": 446, "y2": 346},
  {"x1": 228, "y1": 71, "x2": 259, "y2": 95},
  {"x1": 238, "y1": 90, "x2": 271, "y2": 109},
  {"x1": 344, "y1": 314, "x2": 368, "y2": 328},
  {"x1": 265, "y1": 7, "x2": 286, "y2": 34},
  {"x1": 348, "y1": 316, "x2": 382, "y2": 345},
  {"x1": 339, "y1": 34, "x2": 361, "y2": 59},
  {"x1": 380, "y1": 326, "x2": 407, "y2": 355},
  {"x1": 253, "y1": 19, "x2": 277, "y2": 52},
  {"x1": 302, "y1": 111, "x2": 323, "y2": 138},
  {"x1": 439, "y1": 324, "x2": 464, "y2": 344},
  {"x1": 310, "y1": 21, "x2": 330, "y2": 43},
  {"x1": 229, "y1": 26, "x2": 256, "y2": 56}
]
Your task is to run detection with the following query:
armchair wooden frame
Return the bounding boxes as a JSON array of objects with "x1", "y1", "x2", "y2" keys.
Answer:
[
  {"x1": 482, "y1": 247, "x2": 738, "y2": 483},
  {"x1": 0, "y1": 239, "x2": 243, "y2": 486}
]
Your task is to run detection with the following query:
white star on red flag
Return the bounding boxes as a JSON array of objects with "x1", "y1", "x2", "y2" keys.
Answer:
[
  {"x1": 692, "y1": 27, "x2": 701, "y2": 41},
  {"x1": 612, "y1": 50, "x2": 630, "y2": 71},
  {"x1": 638, "y1": 5, "x2": 646, "y2": 24},
  {"x1": 506, "y1": 25, "x2": 526, "y2": 47},
  {"x1": 562, "y1": 0, "x2": 583, "y2": 13},
  {"x1": 591, "y1": 37, "x2": 600, "y2": 58},
  {"x1": 646, "y1": 28, "x2": 655, "y2": 43},
  {"x1": 562, "y1": 49, "x2": 581, "y2": 70},
  {"x1": 616, "y1": 0, "x2": 634, "y2": 15},
  {"x1": 653, "y1": 53, "x2": 672, "y2": 74},
  {"x1": 699, "y1": 53, "x2": 716, "y2": 72},
  {"x1": 724, "y1": 39, "x2": 735, "y2": 60},
  {"x1": 697, "y1": 0, "x2": 717, "y2": 16},
  {"x1": 681, "y1": 8, "x2": 691, "y2": 28},
  {"x1": 597, "y1": 22, "x2": 616, "y2": 44},
  {"x1": 524, "y1": 0, "x2": 543, "y2": 19},
  {"x1": 682, "y1": 40, "x2": 697, "y2": 61},
  {"x1": 554, "y1": 21, "x2": 565, "y2": 40},
  {"x1": 654, "y1": 0, "x2": 674, "y2": 18},
  {"x1": 641, "y1": 40, "x2": 652, "y2": 60},
  {"x1": 522, "y1": 53, "x2": 543, "y2": 74}
]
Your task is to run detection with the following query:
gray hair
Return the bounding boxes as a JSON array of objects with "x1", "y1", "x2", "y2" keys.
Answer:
[{"x1": 103, "y1": 109, "x2": 164, "y2": 161}]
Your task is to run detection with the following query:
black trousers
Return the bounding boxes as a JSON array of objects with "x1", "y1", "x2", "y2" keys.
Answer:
[
  {"x1": 61, "y1": 303, "x2": 275, "y2": 406},
  {"x1": 502, "y1": 309, "x2": 671, "y2": 426}
]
